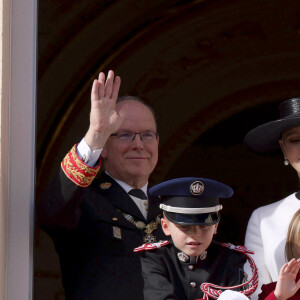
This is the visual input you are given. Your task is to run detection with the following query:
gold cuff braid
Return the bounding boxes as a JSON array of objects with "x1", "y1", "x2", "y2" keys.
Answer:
[{"x1": 61, "y1": 144, "x2": 100, "y2": 187}]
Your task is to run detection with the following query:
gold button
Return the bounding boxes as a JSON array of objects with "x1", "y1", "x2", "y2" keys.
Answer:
[
  {"x1": 188, "y1": 265, "x2": 194, "y2": 270},
  {"x1": 112, "y1": 217, "x2": 118, "y2": 221},
  {"x1": 190, "y1": 282, "x2": 196, "y2": 288}
]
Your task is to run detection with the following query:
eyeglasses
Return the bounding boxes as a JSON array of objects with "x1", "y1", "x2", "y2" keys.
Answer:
[{"x1": 110, "y1": 131, "x2": 159, "y2": 143}]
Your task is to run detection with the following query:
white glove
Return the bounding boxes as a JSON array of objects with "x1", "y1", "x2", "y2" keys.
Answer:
[{"x1": 218, "y1": 290, "x2": 249, "y2": 300}]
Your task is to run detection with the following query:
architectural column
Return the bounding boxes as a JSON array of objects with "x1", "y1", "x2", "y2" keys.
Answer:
[
  {"x1": 1, "y1": 0, "x2": 37, "y2": 299},
  {"x1": 0, "y1": 0, "x2": 10, "y2": 299}
]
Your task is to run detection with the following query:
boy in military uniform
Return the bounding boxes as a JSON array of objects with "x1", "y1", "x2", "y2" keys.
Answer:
[{"x1": 135, "y1": 177, "x2": 257, "y2": 300}]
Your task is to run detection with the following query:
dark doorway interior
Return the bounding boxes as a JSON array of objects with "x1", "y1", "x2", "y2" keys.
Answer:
[{"x1": 165, "y1": 101, "x2": 298, "y2": 244}]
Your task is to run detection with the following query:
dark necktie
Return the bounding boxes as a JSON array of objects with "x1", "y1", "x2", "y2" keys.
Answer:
[{"x1": 128, "y1": 189, "x2": 147, "y2": 200}]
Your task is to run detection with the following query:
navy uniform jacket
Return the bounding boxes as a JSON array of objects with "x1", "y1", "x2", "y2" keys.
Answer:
[
  {"x1": 37, "y1": 167, "x2": 166, "y2": 300},
  {"x1": 139, "y1": 241, "x2": 247, "y2": 300}
]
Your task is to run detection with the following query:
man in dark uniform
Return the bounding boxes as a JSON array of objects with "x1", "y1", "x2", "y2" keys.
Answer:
[
  {"x1": 36, "y1": 70, "x2": 166, "y2": 300},
  {"x1": 135, "y1": 177, "x2": 256, "y2": 300}
]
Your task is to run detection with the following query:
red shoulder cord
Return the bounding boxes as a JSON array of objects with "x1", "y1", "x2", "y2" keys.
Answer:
[{"x1": 195, "y1": 243, "x2": 258, "y2": 300}]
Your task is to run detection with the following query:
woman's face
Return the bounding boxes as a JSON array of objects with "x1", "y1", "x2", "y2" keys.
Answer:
[{"x1": 280, "y1": 126, "x2": 300, "y2": 176}]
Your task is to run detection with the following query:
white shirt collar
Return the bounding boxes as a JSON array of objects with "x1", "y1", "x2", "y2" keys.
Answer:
[{"x1": 105, "y1": 171, "x2": 148, "y2": 195}]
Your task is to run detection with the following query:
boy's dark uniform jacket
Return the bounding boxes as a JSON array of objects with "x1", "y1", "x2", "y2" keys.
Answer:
[
  {"x1": 36, "y1": 146, "x2": 166, "y2": 300},
  {"x1": 139, "y1": 241, "x2": 247, "y2": 300}
]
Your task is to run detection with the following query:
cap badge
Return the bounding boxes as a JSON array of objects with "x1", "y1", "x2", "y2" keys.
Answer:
[
  {"x1": 177, "y1": 252, "x2": 190, "y2": 262},
  {"x1": 100, "y1": 182, "x2": 112, "y2": 189},
  {"x1": 190, "y1": 180, "x2": 204, "y2": 195}
]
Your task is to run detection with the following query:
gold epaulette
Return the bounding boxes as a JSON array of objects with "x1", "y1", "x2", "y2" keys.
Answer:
[{"x1": 61, "y1": 144, "x2": 101, "y2": 187}]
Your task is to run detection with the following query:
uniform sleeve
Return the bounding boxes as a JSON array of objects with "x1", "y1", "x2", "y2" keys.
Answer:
[
  {"x1": 140, "y1": 252, "x2": 177, "y2": 300},
  {"x1": 36, "y1": 144, "x2": 101, "y2": 230},
  {"x1": 61, "y1": 144, "x2": 101, "y2": 187},
  {"x1": 245, "y1": 210, "x2": 272, "y2": 299},
  {"x1": 257, "y1": 283, "x2": 277, "y2": 300}
]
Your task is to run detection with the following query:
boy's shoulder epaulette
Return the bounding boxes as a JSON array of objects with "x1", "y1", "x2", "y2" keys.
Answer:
[
  {"x1": 220, "y1": 243, "x2": 254, "y2": 255},
  {"x1": 134, "y1": 240, "x2": 169, "y2": 252},
  {"x1": 211, "y1": 241, "x2": 254, "y2": 255}
]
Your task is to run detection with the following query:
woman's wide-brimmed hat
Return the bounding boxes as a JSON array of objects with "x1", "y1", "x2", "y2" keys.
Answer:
[{"x1": 244, "y1": 97, "x2": 300, "y2": 153}]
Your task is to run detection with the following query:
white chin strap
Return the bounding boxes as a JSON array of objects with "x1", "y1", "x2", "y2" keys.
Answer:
[{"x1": 159, "y1": 204, "x2": 223, "y2": 214}]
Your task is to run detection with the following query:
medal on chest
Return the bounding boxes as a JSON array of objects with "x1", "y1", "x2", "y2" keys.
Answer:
[{"x1": 121, "y1": 211, "x2": 161, "y2": 243}]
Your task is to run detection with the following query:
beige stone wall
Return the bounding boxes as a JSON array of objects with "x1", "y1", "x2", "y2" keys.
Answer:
[
  {"x1": 0, "y1": 0, "x2": 36, "y2": 299},
  {"x1": 0, "y1": 0, "x2": 10, "y2": 299}
]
